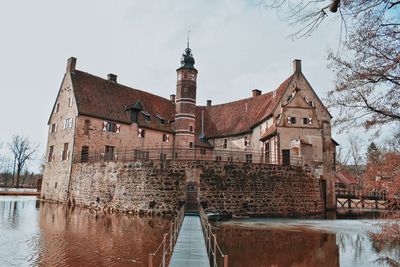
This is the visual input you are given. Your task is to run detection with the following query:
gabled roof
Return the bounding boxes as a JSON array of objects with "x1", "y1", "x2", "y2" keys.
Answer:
[
  {"x1": 195, "y1": 75, "x2": 293, "y2": 138},
  {"x1": 71, "y1": 70, "x2": 175, "y2": 127},
  {"x1": 69, "y1": 67, "x2": 299, "y2": 138}
]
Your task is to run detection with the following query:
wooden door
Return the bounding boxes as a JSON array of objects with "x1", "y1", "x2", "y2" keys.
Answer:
[
  {"x1": 185, "y1": 182, "x2": 199, "y2": 213},
  {"x1": 282, "y1": 149, "x2": 290, "y2": 166}
]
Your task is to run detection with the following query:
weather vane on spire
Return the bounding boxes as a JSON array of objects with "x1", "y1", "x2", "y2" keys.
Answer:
[{"x1": 187, "y1": 30, "x2": 191, "y2": 49}]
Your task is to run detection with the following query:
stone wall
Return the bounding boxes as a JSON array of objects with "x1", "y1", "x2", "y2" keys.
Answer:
[{"x1": 63, "y1": 160, "x2": 323, "y2": 217}]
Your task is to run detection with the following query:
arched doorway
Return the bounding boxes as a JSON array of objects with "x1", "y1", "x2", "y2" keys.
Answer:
[{"x1": 185, "y1": 181, "x2": 199, "y2": 213}]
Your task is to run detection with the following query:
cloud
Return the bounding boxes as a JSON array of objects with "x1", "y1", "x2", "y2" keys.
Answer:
[{"x1": 0, "y1": 0, "x2": 373, "y2": 172}]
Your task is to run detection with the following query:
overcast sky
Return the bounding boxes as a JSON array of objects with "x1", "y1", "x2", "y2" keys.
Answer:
[{"x1": 0, "y1": 0, "x2": 379, "y2": 172}]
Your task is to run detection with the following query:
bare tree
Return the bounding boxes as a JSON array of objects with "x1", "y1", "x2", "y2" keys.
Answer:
[
  {"x1": 336, "y1": 146, "x2": 350, "y2": 170},
  {"x1": 384, "y1": 124, "x2": 400, "y2": 152},
  {"x1": 265, "y1": 1, "x2": 400, "y2": 132},
  {"x1": 8, "y1": 135, "x2": 38, "y2": 188},
  {"x1": 348, "y1": 135, "x2": 365, "y2": 186}
]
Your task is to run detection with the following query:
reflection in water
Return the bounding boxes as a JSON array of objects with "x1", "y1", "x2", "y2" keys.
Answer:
[
  {"x1": 216, "y1": 226, "x2": 339, "y2": 267},
  {"x1": 215, "y1": 218, "x2": 400, "y2": 267},
  {"x1": 0, "y1": 196, "x2": 171, "y2": 267},
  {"x1": 1, "y1": 196, "x2": 399, "y2": 267}
]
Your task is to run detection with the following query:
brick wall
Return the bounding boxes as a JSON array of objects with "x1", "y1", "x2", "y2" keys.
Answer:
[{"x1": 60, "y1": 160, "x2": 323, "y2": 217}]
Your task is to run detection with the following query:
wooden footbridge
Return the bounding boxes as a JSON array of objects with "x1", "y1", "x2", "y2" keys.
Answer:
[
  {"x1": 148, "y1": 207, "x2": 228, "y2": 267},
  {"x1": 335, "y1": 188, "x2": 397, "y2": 209}
]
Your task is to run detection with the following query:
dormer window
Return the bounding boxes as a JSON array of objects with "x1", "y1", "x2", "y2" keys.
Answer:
[
  {"x1": 142, "y1": 111, "x2": 151, "y2": 122},
  {"x1": 156, "y1": 115, "x2": 165, "y2": 124}
]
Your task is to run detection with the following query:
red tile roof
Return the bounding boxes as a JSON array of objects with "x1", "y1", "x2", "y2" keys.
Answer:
[
  {"x1": 71, "y1": 69, "x2": 293, "y2": 138},
  {"x1": 71, "y1": 71, "x2": 175, "y2": 131},
  {"x1": 195, "y1": 75, "x2": 293, "y2": 138}
]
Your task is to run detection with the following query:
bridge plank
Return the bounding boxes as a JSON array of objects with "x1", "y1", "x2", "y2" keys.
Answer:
[{"x1": 170, "y1": 215, "x2": 210, "y2": 267}]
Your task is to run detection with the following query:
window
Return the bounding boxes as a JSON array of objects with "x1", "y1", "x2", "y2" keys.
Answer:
[
  {"x1": 68, "y1": 97, "x2": 73, "y2": 107},
  {"x1": 48, "y1": 146, "x2": 54, "y2": 162},
  {"x1": 103, "y1": 121, "x2": 120, "y2": 133},
  {"x1": 138, "y1": 128, "x2": 145, "y2": 138},
  {"x1": 62, "y1": 143, "x2": 69, "y2": 161},
  {"x1": 160, "y1": 153, "x2": 167, "y2": 160},
  {"x1": 55, "y1": 182, "x2": 57, "y2": 189},
  {"x1": 50, "y1": 123, "x2": 57, "y2": 134},
  {"x1": 162, "y1": 134, "x2": 169, "y2": 142},
  {"x1": 64, "y1": 118, "x2": 73, "y2": 129},
  {"x1": 223, "y1": 139, "x2": 227, "y2": 149},
  {"x1": 244, "y1": 136, "x2": 249, "y2": 147},
  {"x1": 303, "y1": 117, "x2": 313, "y2": 125},
  {"x1": 245, "y1": 154, "x2": 253, "y2": 163},
  {"x1": 189, "y1": 125, "x2": 193, "y2": 132},
  {"x1": 200, "y1": 149, "x2": 206, "y2": 155},
  {"x1": 189, "y1": 142, "x2": 193, "y2": 148},
  {"x1": 227, "y1": 156, "x2": 233, "y2": 162},
  {"x1": 106, "y1": 122, "x2": 116, "y2": 132},
  {"x1": 104, "y1": 145, "x2": 115, "y2": 160},
  {"x1": 81, "y1": 146, "x2": 89, "y2": 162},
  {"x1": 55, "y1": 103, "x2": 60, "y2": 113},
  {"x1": 84, "y1": 120, "x2": 90, "y2": 135},
  {"x1": 216, "y1": 156, "x2": 222, "y2": 161},
  {"x1": 287, "y1": 116, "x2": 296, "y2": 125}
]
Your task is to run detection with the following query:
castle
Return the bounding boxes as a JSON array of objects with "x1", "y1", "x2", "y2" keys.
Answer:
[{"x1": 41, "y1": 45, "x2": 337, "y2": 211}]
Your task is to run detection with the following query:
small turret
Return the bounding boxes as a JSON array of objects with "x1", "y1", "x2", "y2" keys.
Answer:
[{"x1": 175, "y1": 39, "x2": 198, "y2": 149}]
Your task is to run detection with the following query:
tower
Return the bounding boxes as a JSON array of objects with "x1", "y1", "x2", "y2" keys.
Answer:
[{"x1": 174, "y1": 43, "x2": 198, "y2": 149}]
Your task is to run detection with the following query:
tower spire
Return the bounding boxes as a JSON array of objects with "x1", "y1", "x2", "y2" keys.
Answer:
[{"x1": 187, "y1": 30, "x2": 191, "y2": 49}]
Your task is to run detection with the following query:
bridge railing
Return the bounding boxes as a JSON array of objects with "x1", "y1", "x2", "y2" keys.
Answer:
[
  {"x1": 148, "y1": 208, "x2": 185, "y2": 267},
  {"x1": 336, "y1": 188, "x2": 388, "y2": 200},
  {"x1": 199, "y1": 207, "x2": 228, "y2": 267}
]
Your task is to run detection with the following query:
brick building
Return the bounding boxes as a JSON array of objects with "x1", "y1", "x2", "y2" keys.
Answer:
[{"x1": 42, "y1": 45, "x2": 337, "y2": 209}]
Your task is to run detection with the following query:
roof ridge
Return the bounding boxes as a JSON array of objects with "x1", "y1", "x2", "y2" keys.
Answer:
[
  {"x1": 205, "y1": 91, "x2": 273, "y2": 108},
  {"x1": 73, "y1": 70, "x2": 173, "y2": 103},
  {"x1": 204, "y1": 74, "x2": 294, "y2": 108}
]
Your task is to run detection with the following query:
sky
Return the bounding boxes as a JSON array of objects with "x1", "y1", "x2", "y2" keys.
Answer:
[{"x1": 0, "y1": 0, "x2": 383, "y2": 172}]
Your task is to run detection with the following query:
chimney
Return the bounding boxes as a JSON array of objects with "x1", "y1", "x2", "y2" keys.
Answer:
[
  {"x1": 293, "y1": 59, "x2": 302, "y2": 73},
  {"x1": 207, "y1": 100, "x2": 212, "y2": 107},
  {"x1": 252, "y1": 89, "x2": 262, "y2": 97},
  {"x1": 170, "y1": 94, "x2": 176, "y2": 103},
  {"x1": 107, "y1": 73, "x2": 117, "y2": 83},
  {"x1": 66, "y1": 57, "x2": 77, "y2": 73}
]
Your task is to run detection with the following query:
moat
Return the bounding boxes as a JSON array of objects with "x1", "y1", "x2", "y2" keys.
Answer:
[{"x1": 1, "y1": 196, "x2": 399, "y2": 267}]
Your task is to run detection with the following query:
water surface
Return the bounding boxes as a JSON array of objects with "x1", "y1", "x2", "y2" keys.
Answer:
[
  {"x1": 215, "y1": 217, "x2": 400, "y2": 267},
  {"x1": 0, "y1": 196, "x2": 171, "y2": 267}
]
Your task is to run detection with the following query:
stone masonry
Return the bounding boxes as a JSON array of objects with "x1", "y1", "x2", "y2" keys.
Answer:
[{"x1": 56, "y1": 160, "x2": 324, "y2": 217}]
